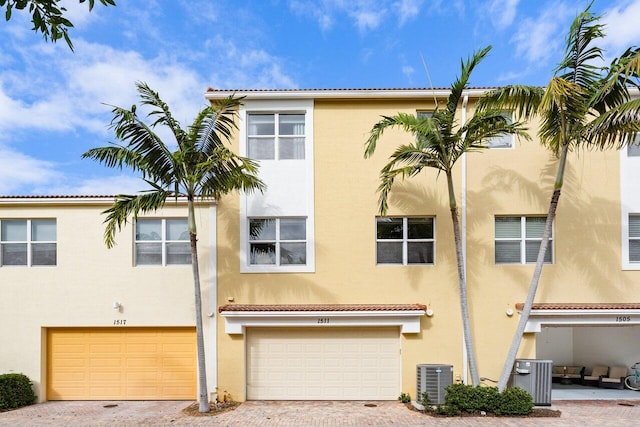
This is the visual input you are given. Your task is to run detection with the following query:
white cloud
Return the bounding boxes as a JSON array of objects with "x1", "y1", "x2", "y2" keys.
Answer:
[
  {"x1": 0, "y1": 146, "x2": 62, "y2": 195},
  {"x1": 402, "y1": 65, "x2": 415, "y2": 78},
  {"x1": 488, "y1": 0, "x2": 519, "y2": 29},
  {"x1": 41, "y1": 174, "x2": 149, "y2": 196},
  {"x1": 396, "y1": 0, "x2": 424, "y2": 25},
  {"x1": 601, "y1": 0, "x2": 640, "y2": 53},
  {"x1": 511, "y1": 3, "x2": 572, "y2": 64},
  {"x1": 288, "y1": 0, "x2": 428, "y2": 32}
]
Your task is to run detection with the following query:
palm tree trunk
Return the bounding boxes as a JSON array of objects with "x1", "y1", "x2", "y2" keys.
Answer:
[
  {"x1": 188, "y1": 197, "x2": 209, "y2": 412},
  {"x1": 447, "y1": 171, "x2": 480, "y2": 386},
  {"x1": 497, "y1": 143, "x2": 568, "y2": 391}
]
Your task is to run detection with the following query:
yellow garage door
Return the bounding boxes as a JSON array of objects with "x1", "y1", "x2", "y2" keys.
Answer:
[
  {"x1": 47, "y1": 327, "x2": 196, "y2": 400},
  {"x1": 246, "y1": 327, "x2": 400, "y2": 400}
]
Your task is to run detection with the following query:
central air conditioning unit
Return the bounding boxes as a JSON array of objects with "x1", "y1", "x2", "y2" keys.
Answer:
[
  {"x1": 416, "y1": 364, "x2": 453, "y2": 405},
  {"x1": 510, "y1": 359, "x2": 553, "y2": 406}
]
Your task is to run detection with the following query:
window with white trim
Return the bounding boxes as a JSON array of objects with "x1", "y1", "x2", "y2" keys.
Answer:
[
  {"x1": 628, "y1": 135, "x2": 640, "y2": 157},
  {"x1": 249, "y1": 218, "x2": 306, "y2": 265},
  {"x1": 135, "y1": 218, "x2": 190, "y2": 266},
  {"x1": 0, "y1": 219, "x2": 56, "y2": 266},
  {"x1": 495, "y1": 216, "x2": 552, "y2": 264},
  {"x1": 629, "y1": 215, "x2": 640, "y2": 263},
  {"x1": 247, "y1": 113, "x2": 305, "y2": 160},
  {"x1": 487, "y1": 112, "x2": 514, "y2": 149},
  {"x1": 376, "y1": 217, "x2": 434, "y2": 265}
]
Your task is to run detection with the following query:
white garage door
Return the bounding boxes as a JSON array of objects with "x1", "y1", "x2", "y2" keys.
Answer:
[{"x1": 246, "y1": 327, "x2": 400, "y2": 400}]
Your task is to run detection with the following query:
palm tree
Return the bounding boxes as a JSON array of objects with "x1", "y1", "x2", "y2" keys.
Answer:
[
  {"x1": 364, "y1": 46, "x2": 531, "y2": 386},
  {"x1": 477, "y1": 6, "x2": 640, "y2": 391},
  {"x1": 82, "y1": 82, "x2": 265, "y2": 412}
]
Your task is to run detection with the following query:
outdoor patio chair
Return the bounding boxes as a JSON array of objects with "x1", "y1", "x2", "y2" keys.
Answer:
[
  {"x1": 599, "y1": 366, "x2": 628, "y2": 389},
  {"x1": 582, "y1": 365, "x2": 608, "y2": 386}
]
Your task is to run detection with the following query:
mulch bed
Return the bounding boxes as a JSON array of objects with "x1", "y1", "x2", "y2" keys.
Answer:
[{"x1": 182, "y1": 401, "x2": 240, "y2": 417}]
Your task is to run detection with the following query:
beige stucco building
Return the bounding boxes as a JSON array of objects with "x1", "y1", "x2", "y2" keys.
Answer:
[{"x1": 2, "y1": 88, "x2": 640, "y2": 402}]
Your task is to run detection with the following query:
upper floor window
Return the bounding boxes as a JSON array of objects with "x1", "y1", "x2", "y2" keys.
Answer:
[
  {"x1": 487, "y1": 112, "x2": 514, "y2": 149},
  {"x1": 0, "y1": 219, "x2": 56, "y2": 266},
  {"x1": 376, "y1": 217, "x2": 434, "y2": 265},
  {"x1": 249, "y1": 218, "x2": 306, "y2": 266},
  {"x1": 248, "y1": 113, "x2": 305, "y2": 160},
  {"x1": 495, "y1": 216, "x2": 552, "y2": 264},
  {"x1": 135, "y1": 218, "x2": 190, "y2": 266},
  {"x1": 629, "y1": 215, "x2": 640, "y2": 263},
  {"x1": 628, "y1": 135, "x2": 640, "y2": 157}
]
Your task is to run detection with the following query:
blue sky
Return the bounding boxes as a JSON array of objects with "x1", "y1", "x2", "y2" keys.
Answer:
[{"x1": 1, "y1": 0, "x2": 639, "y2": 195}]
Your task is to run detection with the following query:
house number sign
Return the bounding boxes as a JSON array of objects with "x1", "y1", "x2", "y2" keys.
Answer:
[
  {"x1": 113, "y1": 319, "x2": 127, "y2": 325},
  {"x1": 317, "y1": 317, "x2": 330, "y2": 324},
  {"x1": 615, "y1": 316, "x2": 631, "y2": 322}
]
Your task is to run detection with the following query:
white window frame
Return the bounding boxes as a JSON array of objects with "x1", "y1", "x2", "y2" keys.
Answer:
[
  {"x1": 628, "y1": 134, "x2": 640, "y2": 157},
  {"x1": 495, "y1": 216, "x2": 553, "y2": 264},
  {"x1": 248, "y1": 217, "x2": 307, "y2": 267},
  {"x1": 375, "y1": 217, "x2": 435, "y2": 265},
  {"x1": 134, "y1": 218, "x2": 190, "y2": 267},
  {"x1": 487, "y1": 111, "x2": 514, "y2": 149},
  {"x1": 0, "y1": 219, "x2": 57, "y2": 267},
  {"x1": 246, "y1": 112, "x2": 306, "y2": 160},
  {"x1": 628, "y1": 214, "x2": 640, "y2": 264}
]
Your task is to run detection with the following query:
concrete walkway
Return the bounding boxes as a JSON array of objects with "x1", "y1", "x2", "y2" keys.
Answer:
[{"x1": 1, "y1": 399, "x2": 640, "y2": 426}]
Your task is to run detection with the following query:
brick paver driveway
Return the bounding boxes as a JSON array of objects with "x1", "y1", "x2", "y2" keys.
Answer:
[{"x1": 1, "y1": 399, "x2": 640, "y2": 426}]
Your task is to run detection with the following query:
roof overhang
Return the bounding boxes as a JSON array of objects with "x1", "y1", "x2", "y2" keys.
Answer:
[
  {"x1": 516, "y1": 303, "x2": 640, "y2": 332},
  {"x1": 205, "y1": 88, "x2": 493, "y2": 101},
  {"x1": 0, "y1": 195, "x2": 215, "y2": 206},
  {"x1": 217, "y1": 304, "x2": 427, "y2": 334}
]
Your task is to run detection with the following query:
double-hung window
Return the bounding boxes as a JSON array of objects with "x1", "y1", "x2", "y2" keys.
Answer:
[
  {"x1": 495, "y1": 216, "x2": 552, "y2": 264},
  {"x1": 628, "y1": 135, "x2": 640, "y2": 157},
  {"x1": 487, "y1": 112, "x2": 514, "y2": 149},
  {"x1": 247, "y1": 113, "x2": 305, "y2": 160},
  {"x1": 629, "y1": 215, "x2": 640, "y2": 263},
  {"x1": 135, "y1": 219, "x2": 190, "y2": 266},
  {"x1": 376, "y1": 217, "x2": 434, "y2": 265},
  {"x1": 249, "y1": 218, "x2": 306, "y2": 265},
  {"x1": 0, "y1": 219, "x2": 56, "y2": 266}
]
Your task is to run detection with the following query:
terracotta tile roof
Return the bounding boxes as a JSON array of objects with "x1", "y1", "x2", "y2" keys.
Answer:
[
  {"x1": 218, "y1": 303, "x2": 427, "y2": 313},
  {"x1": 515, "y1": 303, "x2": 640, "y2": 311}
]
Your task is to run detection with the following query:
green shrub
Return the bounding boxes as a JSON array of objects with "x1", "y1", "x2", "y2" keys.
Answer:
[
  {"x1": 442, "y1": 383, "x2": 531, "y2": 416},
  {"x1": 398, "y1": 392, "x2": 411, "y2": 403},
  {"x1": 494, "y1": 387, "x2": 534, "y2": 416},
  {"x1": 0, "y1": 373, "x2": 37, "y2": 410},
  {"x1": 419, "y1": 391, "x2": 430, "y2": 407}
]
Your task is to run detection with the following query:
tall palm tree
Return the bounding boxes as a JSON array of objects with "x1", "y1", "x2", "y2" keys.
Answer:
[
  {"x1": 82, "y1": 82, "x2": 265, "y2": 412},
  {"x1": 364, "y1": 46, "x2": 530, "y2": 386},
  {"x1": 477, "y1": 6, "x2": 640, "y2": 391}
]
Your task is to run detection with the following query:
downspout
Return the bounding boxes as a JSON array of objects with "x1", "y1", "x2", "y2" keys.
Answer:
[
  {"x1": 209, "y1": 204, "x2": 218, "y2": 402},
  {"x1": 461, "y1": 93, "x2": 469, "y2": 383}
]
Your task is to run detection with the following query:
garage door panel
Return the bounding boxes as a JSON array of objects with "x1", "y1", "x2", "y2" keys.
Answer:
[
  {"x1": 47, "y1": 327, "x2": 195, "y2": 400},
  {"x1": 247, "y1": 327, "x2": 400, "y2": 400}
]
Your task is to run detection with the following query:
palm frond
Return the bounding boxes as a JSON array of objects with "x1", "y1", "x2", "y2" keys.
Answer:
[
  {"x1": 136, "y1": 81, "x2": 187, "y2": 144},
  {"x1": 583, "y1": 98, "x2": 640, "y2": 149},
  {"x1": 102, "y1": 190, "x2": 171, "y2": 248},
  {"x1": 197, "y1": 146, "x2": 265, "y2": 199},
  {"x1": 81, "y1": 145, "x2": 146, "y2": 172},
  {"x1": 446, "y1": 46, "x2": 491, "y2": 117},
  {"x1": 476, "y1": 85, "x2": 544, "y2": 119},
  {"x1": 194, "y1": 95, "x2": 244, "y2": 156},
  {"x1": 376, "y1": 164, "x2": 424, "y2": 215},
  {"x1": 364, "y1": 113, "x2": 429, "y2": 158},
  {"x1": 555, "y1": 6, "x2": 605, "y2": 88},
  {"x1": 106, "y1": 103, "x2": 176, "y2": 182}
]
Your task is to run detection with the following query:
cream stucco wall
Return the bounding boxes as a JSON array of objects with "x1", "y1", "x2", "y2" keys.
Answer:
[
  {"x1": 0, "y1": 199, "x2": 215, "y2": 402},
  {"x1": 214, "y1": 93, "x2": 640, "y2": 401}
]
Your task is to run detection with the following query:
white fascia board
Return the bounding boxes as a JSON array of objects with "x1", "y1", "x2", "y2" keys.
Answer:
[
  {"x1": 206, "y1": 88, "x2": 491, "y2": 101},
  {"x1": 220, "y1": 310, "x2": 425, "y2": 334},
  {"x1": 523, "y1": 309, "x2": 640, "y2": 332},
  {"x1": 0, "y1": 196, "x2": 215, "y2": 206}
]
